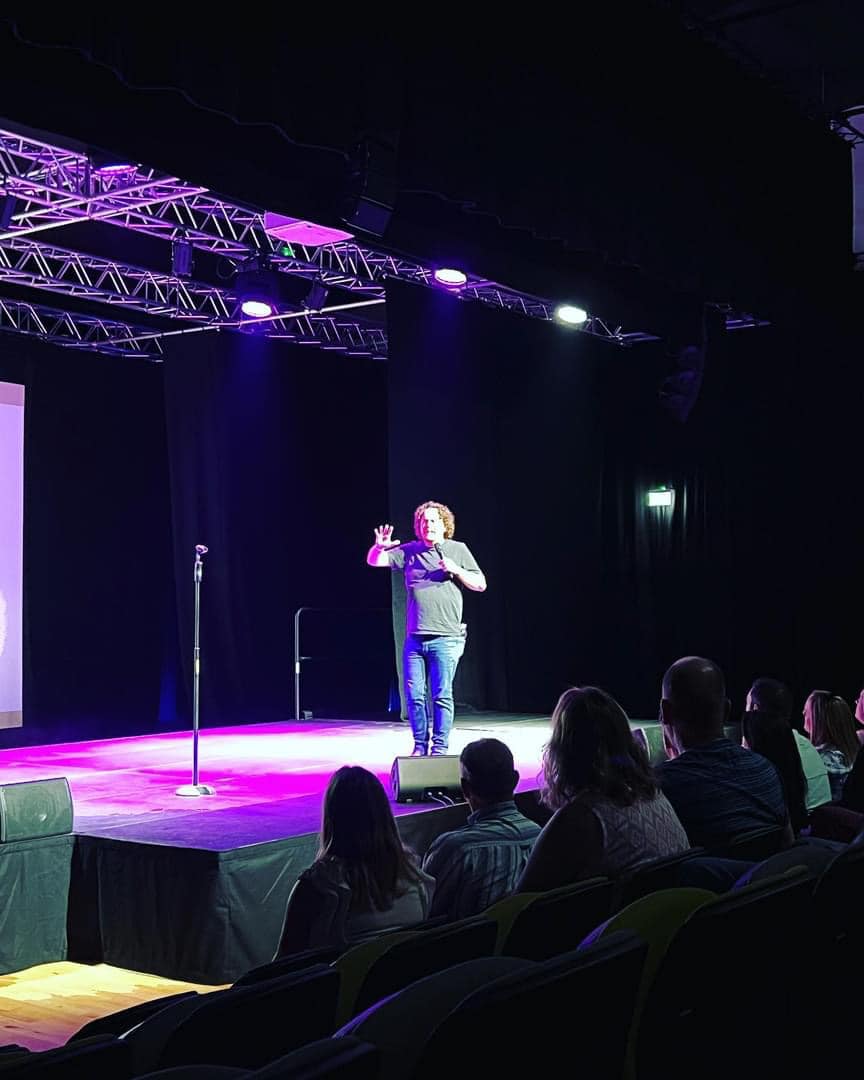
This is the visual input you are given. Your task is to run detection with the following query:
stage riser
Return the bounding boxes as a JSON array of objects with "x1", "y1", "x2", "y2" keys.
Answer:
[{"x1": 64, "y1": 796, "x2": 543, "y2": 985}]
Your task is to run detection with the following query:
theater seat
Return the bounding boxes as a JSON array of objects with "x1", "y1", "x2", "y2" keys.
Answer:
[
  {"x1": 334, "y1": 916, "x2": 497, "y2": 1024},
  {"x1": 486, "y1": 877, "x2": 613, "y2": 959}
]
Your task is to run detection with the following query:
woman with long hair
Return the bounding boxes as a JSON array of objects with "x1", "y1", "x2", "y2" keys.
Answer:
[
  {"x1": 742, "y1": 709, "x2": 809, "y2": 834},
  {"x1": 804, "y1": 692, "x2": 860, "y2": 802},
  {"x1": 517, "y1": 686, "x2": 689, "y2": 892},
  {"x1": 276, "y1": 766, "x2": 433, "y2": 956}
]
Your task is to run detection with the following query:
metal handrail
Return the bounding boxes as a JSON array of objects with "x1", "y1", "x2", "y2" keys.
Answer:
[{"x1": 293, "y1": 606, "x2": 390, "y2": 722}]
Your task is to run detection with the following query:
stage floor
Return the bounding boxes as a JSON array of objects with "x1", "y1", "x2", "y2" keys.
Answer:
[{"x1": 0, "y1": 713, "x2": 550, "y2": 850}]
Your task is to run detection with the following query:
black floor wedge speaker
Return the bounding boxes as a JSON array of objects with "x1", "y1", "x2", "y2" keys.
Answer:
[
  {"x1": 390, "y1": 755, "x2": 463, "y2": 804},
  {"x1": 0, "y1": 777, "x2": 73, "y2": 842}
]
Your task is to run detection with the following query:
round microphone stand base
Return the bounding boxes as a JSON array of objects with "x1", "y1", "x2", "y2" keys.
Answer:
[{"x1": 175, "y1": 783, "x2": 216, "y2": 797}]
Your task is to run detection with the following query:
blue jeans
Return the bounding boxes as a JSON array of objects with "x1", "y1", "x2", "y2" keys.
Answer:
[{"x1": 403, "y1": 633, "x2": 466, "y2": 755}]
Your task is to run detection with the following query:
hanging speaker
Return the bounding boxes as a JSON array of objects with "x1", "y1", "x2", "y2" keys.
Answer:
[
  {"x1": 0, "y1": 777, "x2": 73, "y2": 842},
  {"x1": 390, "y1": 756, "x2": 463, "y2": 804}
]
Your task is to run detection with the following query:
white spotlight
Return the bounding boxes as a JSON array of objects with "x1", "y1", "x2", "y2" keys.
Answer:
[{"x1": 555, "y1": 304, "x2": 588, "y2": 326}]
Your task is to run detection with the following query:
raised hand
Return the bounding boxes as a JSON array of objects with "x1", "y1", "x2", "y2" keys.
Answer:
[{"x1": 374, "y1": 523, "x2": 400, "y2": 548}]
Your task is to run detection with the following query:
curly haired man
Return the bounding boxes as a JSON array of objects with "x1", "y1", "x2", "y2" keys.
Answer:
[{"x1": 367, "y1": 502, "x2": 486, "y2": 755}]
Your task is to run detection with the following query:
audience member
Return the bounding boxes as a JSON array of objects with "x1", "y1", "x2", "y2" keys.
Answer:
[
  {"x1": 658, "y1": 657, "x2": 790, "y2": 848},
  {"x1": 276, "y1": 766, "x2": 433, "y2": 956},
  {"x1": 421, "y1": 738, "x2": 540, "y2": 919},
  {"x1": 855, "y1": 687, "x2": 864, "y2": 746},
  {"x1": 804, "y1": 691, "x2": 860, "y2": 801},
  {"x1": 742, "y1": 708, "x2": 809, "y2": 834},
  {"x1": 517, "y1": 686, "x2": 688, "y2": 892},
  {"x1": 747, "y1": 677, "x2": 830, "y2": 815}
]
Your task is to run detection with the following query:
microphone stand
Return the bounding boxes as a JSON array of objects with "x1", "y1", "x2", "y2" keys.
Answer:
[{"x1": 176, "y1": 545, "x2": 216, "y2": 797}]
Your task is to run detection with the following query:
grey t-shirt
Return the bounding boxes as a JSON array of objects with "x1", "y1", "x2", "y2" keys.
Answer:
[{"x1": 388, "y1": 539, "x2": 481, "y2": 636}]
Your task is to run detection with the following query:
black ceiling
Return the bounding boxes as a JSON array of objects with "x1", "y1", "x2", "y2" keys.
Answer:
[
  {"x1": 0, "y1": 4, "x2": 859, "y2": 338},
  {"x1": 674, "y1": 1, "x2": 864, "y2": 126}
]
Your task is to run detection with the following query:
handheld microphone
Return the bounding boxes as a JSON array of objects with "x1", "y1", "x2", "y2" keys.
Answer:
[{"x1": 195, "y1": 544, "x2": 209, "y2": 556}]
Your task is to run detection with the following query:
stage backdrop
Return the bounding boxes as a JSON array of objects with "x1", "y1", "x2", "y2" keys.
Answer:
[
  {"x1": 386, "y1": 280, "x2": 864, "y2": 721},
  {"x1": 0, "y1": 381, "x2": 24, "y2": 728}
]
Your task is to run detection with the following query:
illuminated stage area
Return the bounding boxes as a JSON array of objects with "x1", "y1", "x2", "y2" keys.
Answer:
[
  {"x1": 0, "y1": 715, "x2": 549, "y2": 984},
  {"x1": 0, "y1": 714, "x2": 549, "y2": 844}
]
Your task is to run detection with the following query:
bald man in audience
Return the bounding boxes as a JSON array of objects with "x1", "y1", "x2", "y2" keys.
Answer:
[{"x1": 658, "y1": 656, "x2": 791, "y2": 848}]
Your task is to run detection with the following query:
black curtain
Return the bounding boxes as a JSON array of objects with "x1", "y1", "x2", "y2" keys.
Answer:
[
  {"x1": 386, "y1": 279, "x2": 864, "y2": 722},
  {"x1": 161, "y1": 331, "x2": 391, "y2": 726},
  {"x1": 0, "y1": 338, "x2": 173, "y2": 747},
  {"x1": 0, "y1": 329, "x2": 392, "y2": 748},
  {"x1": 387, "y1": 280, "x2": 616, "y2": 714}
]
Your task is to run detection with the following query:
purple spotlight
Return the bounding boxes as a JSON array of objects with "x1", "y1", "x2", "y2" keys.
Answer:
[
  {"x1": 433, "y1": 267, "x2": 467, "y2": 287},
  {"x1": 240, "y1": 299, "x2": 274, "y2": 318}
]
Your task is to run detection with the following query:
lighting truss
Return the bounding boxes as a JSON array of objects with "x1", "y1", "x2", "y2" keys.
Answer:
[
  {"x1": 0, "y1": 235, "x2": 232, "y2": 320},
  {"x1": 0, "y1": 123, "x2": 763, "y2": 357},
  {"x1": 0, "y1": 297, "x2": 164, "y2": 358}
]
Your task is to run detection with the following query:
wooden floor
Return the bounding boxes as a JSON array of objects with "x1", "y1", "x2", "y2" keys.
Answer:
[{"x1": 0, "y1": 962, "x2": 225, "y2": 1052}]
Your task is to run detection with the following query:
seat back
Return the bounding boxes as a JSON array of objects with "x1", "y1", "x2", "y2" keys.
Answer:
[
  {"x1": 499, "y1": 877, "x2": 614, "y2": 959},
  {"x1": 580, "y1": 885, "x2": 717, "y2": 1080},
  {"x1": 158, "y1": 966, "x2": 340, "y2": 1071},
  {"x1": 812, "y1": 840, "x2": 864, "y2": 955},
  {"x1": 336, "y1": 957, "x2": 533, "y2": 1079},
  {"x1": 614, "y1": 849, "x2": 704, "y2": 907},
  {"x1": 707, "y1": 825, "x2": 786, "y2": 861},
  {"x1": 68, "y1": 991, "x2": 199, "y2": 1043},
  {"x1": 348, "y1": 916, "x2": 497, "y2": 1019},
  {"x1": 417, "y1": 931, "x2": 647, "y2": 1080},
  {"x1": 249, "y1": 1036, "x2": 379, "y2": 1079},
  {"x1": 0, "y1": 1035, "x2": 132, "y2": 1077},
  {"x1": 638, "y1": 868, "x2": 816, "y2": 1077},
  {"x1": 235, "y1": 946, "x2": 344, "y2": 986}
]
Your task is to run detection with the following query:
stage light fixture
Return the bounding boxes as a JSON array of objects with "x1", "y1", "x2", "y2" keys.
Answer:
[
  {"x1": 89, "y1": 150, "x2": 137, "y2": 177},
  {"x1": 0, "y1": 193, "x2": 15, "y2": 231},
  {"x1": 171, "y1": 237, "x2": 194, "y2": 279},
  {"x1": 646, "y1": 487, "x2": 675, "y2": 508},
  {"x1": 94, "y1": 162, "x2": 134, "y2": 174},
  {"x1": 264, "y1": 212, "x2": 353, "y2": 247},
  {"x1": 305, "y1": 281, "x2": 328, "y2": 311},
  {"x1": 555, "y1": 304, "x2": 589, "y2": 326},
  {"x1": 433, "y1": 267, "x2": 467, "y2": 287},
  {"x1": 234, "y1": 257, "x2": 280, "y2": 319}
]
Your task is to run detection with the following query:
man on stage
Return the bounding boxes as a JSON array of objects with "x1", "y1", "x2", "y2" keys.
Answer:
[{"x1": 367, "y1": 502, "x2": 486, "y2": 756}]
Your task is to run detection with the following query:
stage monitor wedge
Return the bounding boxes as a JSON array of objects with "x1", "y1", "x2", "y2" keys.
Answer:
[
  {"x1": 0, "y1": 777, "x2": 73, "y2": 843},
  {"x1": 390, "y1": 756, "x2": 464, "y2": 804}
]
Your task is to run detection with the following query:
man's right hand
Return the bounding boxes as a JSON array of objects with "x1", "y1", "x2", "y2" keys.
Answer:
[{"x1": 374, "y1": 524, "x2": 401, "y2": 548}]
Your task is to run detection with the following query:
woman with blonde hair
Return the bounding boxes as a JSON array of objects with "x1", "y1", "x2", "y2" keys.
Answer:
[
  {"x1": 804, "y1": 691, "x2": 860, "y2": 801},
  {"x1": 517, "y1": 686, "x2": 689, "y2": 892}
]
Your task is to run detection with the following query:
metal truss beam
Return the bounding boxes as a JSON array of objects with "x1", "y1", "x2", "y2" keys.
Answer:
[
  {"x1": 0, "y1": 235, "x2": 231, "y2": 319},
  {"x1": 0, "y1": 297, "x2": 163, "y2": 358},
  {"x1": 0, "y1": 124, "x2": 766, "y2": 357}
]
